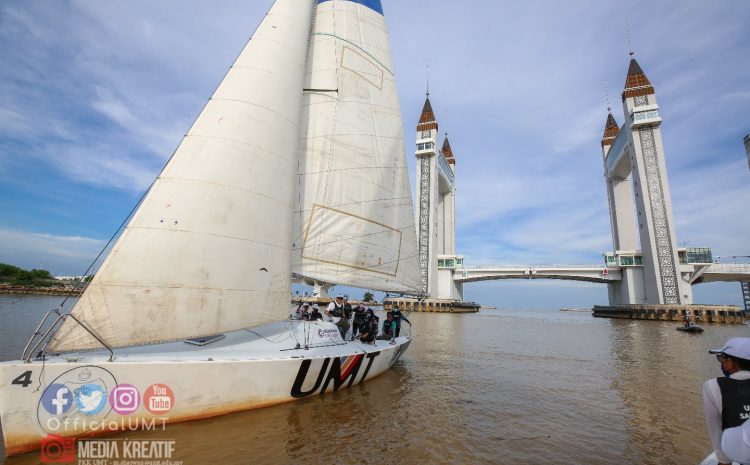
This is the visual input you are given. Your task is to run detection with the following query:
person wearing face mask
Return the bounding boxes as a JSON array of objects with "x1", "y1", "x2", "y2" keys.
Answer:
[{"x1": 702, "y1": 337, "x2": 750, "y2": 465}]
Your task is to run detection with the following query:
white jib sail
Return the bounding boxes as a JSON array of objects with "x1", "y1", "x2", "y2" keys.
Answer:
[
  {"x1": 48, "y1": 0, "x2": 315, "y2": 352},
  {"x1": 292, "y1": 0, "x2": 421, "y2": 294}
]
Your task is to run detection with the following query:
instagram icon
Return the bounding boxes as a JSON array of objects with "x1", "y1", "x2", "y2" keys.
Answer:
[{"x1": 109, "y1": 384, "x2": 140, "y2": 415}]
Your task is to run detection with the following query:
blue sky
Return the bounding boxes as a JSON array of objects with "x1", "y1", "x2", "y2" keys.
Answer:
[{"x1": 0, "y1": 0, "x2": 748, "y2": 308}]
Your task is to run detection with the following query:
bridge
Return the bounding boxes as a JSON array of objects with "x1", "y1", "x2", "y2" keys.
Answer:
[
  {"x1": 414, "y1": 53, "x2": 750, "y2": 307},
  {"x1": 454, "y1": 265, "x2": 621, "y2": 284},
  {"x1": 451, "y1": 262, "x2": 750, "y2": 286}
]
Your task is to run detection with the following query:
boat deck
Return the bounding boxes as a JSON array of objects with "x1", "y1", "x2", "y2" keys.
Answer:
[{"x1": 5, "y1": 320, "x2": 407, "y2": 365}]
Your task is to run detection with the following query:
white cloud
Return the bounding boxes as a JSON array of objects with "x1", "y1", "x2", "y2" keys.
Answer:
[{"x1": 0, "y1": 228, "x2": 105, "y2": 275}]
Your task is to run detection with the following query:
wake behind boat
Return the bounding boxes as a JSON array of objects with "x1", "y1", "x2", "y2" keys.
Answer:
[{"x1": 0, "y1": 0, "x2": 421, "y2": 456}]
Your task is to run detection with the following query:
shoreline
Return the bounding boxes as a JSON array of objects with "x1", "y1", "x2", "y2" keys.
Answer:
[{"x1": 0, "y1": 286, "x2": 79, "y2": 296}]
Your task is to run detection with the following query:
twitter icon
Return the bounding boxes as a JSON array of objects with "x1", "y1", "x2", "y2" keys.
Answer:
[{"x1": 75, "y1": 384, "x2": 107, "y2": 415}]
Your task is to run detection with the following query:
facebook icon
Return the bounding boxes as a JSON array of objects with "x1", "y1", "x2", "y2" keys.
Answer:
[{"x1": 41, "y1": 383, "x2": 73, "y2": 415}]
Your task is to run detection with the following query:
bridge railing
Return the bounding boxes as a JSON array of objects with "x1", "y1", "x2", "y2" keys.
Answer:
[
  {"x1": 706, "y1": 264, "x2": 750, "y2": 273},
  {"x1": 437, "y1": 150, "x2": 455, "y2": 186},
  {"x1": 459, "y1": 264, "x2": 612, "y2": 270}
]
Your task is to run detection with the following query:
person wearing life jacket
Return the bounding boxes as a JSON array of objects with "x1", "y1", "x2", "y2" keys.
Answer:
[
  {"x1": 703, "y1": 337, "x2": 750, "y2": 465},
  {"x1": 343, "y1": 295, "x2": 353, "y2": 320},
  {"x1": 390, "y1": 305, "x2": 411, "y2": 337},
  {"x1": 358, "y1": 310, "x2": 377, "y2": 344},
  {"x1": 301, "y1": 302, "x2": 312, "y2": 320},
  {"x1": 309, "y1": 304, "x2": 323, "y2": 321},
  {"x1": 327, "y1": 294, "x2": 349, "y2": 338},
  {"x1": 376, "y1": 312, "x2": 397, "y2": 344},
  {"x1": 351, "y1": 304, "x2": 366, "y2": 340}
]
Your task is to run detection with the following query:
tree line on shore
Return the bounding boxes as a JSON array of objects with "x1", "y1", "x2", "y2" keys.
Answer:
[{"x1": 0, "y1": 263, "x2": 64, "y2": 288}]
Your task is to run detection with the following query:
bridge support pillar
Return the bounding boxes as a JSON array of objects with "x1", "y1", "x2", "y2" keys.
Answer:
[
  {"x1": 414, "y1": 93, "x2": 462, "y2": 300},
  {"x1": 600, "y1": 56, "x2": 687, "y2": 305}
]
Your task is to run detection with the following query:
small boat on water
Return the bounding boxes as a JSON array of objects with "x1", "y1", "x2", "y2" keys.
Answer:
[
  {"x1": 0, "y1": 0, "x2": 421, "y2": 456},
  {"x1": 677, "y1": 323, "x2": 704, "y2": 333}
]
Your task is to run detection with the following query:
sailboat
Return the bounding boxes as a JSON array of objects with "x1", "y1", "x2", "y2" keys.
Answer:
[{"x1": 0, "y1": 0, "x2": 420, "y2": 456}]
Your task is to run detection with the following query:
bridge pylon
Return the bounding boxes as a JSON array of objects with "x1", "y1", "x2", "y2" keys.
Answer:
[
  {"x1": 600, "y1": 54, "x2": 691, "y2": 305},
  {"x1": 414, "y1": 93, "x2": 463, "y2": 300}
]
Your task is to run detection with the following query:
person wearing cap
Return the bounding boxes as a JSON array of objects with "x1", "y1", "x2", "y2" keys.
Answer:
[
  {"x1": 327, "y1": 294, "x2": 350, "y2": 339},
  {"x1": 300, "y1": 302, "x2": 311, "y2": 320},
  {"x1": 309, "y1": 304, "x2": 323, "y2": 321},
  {"x1": 703, "y1": 337, "x2": 750, "y2": 465},
  {"x1": 390, "y1": 305, "x2": 410, "y2": 337}
]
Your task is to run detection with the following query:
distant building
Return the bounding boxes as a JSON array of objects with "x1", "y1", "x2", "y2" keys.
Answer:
[{"x1": 744, "y1": 133, "x2": 750, "y2": 171}]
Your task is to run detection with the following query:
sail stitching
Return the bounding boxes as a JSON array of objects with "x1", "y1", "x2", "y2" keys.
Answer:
[{"x1": 125, "y1": 227, "x2": 290, "y2": 250}]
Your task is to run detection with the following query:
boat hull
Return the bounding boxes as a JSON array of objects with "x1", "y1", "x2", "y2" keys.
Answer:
[{"x1": 0, "y1": 321, "x2": 410, "y2": 456}]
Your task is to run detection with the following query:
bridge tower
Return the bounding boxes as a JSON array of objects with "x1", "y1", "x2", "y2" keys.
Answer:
[
  {"x1": 415, "y1": 93, "x2": 463, "y2": 300},
  {"x1": 601, "y1": 54, "x2": 691, "y2": 305}
]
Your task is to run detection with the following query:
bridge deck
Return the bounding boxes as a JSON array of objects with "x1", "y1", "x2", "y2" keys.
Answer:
[{"x1": 453, "y1": 263, "x2": 750, "y2": 285}]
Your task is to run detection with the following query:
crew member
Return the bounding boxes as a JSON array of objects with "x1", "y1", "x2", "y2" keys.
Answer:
[
  {"x1": 309, "y1": 304, "x2": 323, "y2": 321},
  {"x1": 376, "y1": 312, "x2": 397, "y2": 343},
  {"x1": 351, "y1": 304, "x2": 366, "y2": 340},
  {"x1": 390, "y1": 305, "x2": 411, "y2": 337},
  {"x1": 327, "y1": 294, "x2": 349, "y2": 338},
  {"x1": 703, "y1": 337, "x2": 750, "y2": 465}
]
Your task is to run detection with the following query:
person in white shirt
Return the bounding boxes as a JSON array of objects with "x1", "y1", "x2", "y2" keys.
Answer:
[
  {"x1": 703, "y1": 337, "x2": 750, "y2": 465},
  {"x1": 326, "y1": 294, "x2": 349, "y2": 338},
  {"x1": 722, "y1": 421, "x2": 750, "y2": 464}
]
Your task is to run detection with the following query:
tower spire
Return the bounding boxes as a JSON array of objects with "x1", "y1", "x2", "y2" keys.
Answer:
[
  {"x1": 604, "y1": 79, "x2": 612, "y2": 113},
  {"x1": 625, "y1": 16, "x2": 634, "y2": 57},
  {"x1": 426, "y1": 64, "x2": 430, "y2": 97}
]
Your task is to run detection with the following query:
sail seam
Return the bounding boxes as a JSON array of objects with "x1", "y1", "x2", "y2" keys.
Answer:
[
  {"x1": 298, "y1": 166, "x2": 409, "y2": 175},
  {"x1": 171, "y1": 136, "x2": 297, "y2": 166},
  {"x1": 126, "y1": 227, "x2": 291, "y2": 250},
  {"x1": 159, "y1": 176, "x2": 296, "y2": 204},
  {"x1": 207, "y1": 98, "x2": 301, "y2": 127},
  {"x1": 88, "y1": 284, "x2": 283, "y2": 292}
]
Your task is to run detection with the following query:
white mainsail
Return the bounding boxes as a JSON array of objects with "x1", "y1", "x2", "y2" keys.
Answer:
[
  {"x1": 48, "y1": 0, "x2": 315, "y2": 351},
  {"x1": 292, "y1": 0, "x2": 421, "y2": 293}
]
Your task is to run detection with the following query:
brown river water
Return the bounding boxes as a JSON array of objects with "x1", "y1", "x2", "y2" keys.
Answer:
[{"x1": 1, "y1": 295, "x2": 748, "y2": 465}]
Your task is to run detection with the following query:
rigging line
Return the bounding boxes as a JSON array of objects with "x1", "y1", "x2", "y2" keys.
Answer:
[
  {"x1": 286, "y1": 318, "x2": 301, "y2": 347},
  {"x1": 245, "y1": 329, "x2": 292, "y2": 344},
  {"x1": 311, "y1": 32, "x2": 393, "y2": 75}
]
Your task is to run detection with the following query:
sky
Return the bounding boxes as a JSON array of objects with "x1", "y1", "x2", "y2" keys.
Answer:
[{"x1": 0, "y1": 0, "x2": 748, "y2": 308}]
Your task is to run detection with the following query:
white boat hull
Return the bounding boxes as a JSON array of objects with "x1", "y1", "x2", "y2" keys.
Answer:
[{"x1": 0, "y1": 320, "x2": 410, "y2": 456}]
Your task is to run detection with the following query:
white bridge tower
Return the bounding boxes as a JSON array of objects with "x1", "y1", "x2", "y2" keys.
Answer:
[
  {"x1": 415, "y1": 94, "x2": 463, "y2": 300},
  {"x1": 600, "y1": 54, "x2": 691, "y2": 305}
]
